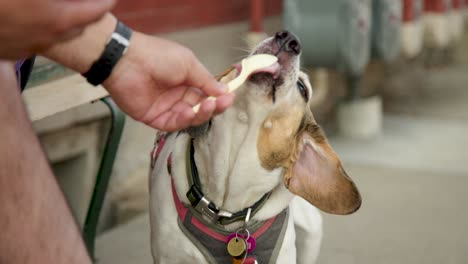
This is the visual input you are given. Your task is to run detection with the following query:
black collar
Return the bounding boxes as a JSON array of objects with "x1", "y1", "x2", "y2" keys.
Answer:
[{"x1": 185, "y1": 139, "x2": 271, "y2": 225}]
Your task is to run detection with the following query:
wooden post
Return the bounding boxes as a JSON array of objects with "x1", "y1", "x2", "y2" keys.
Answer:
[
  {"x1": 246, "y1": 0, "x2": 268, "y2": 50},
  {"x1": 250, "y1": 0, "x2": 264, "y2": 32}
]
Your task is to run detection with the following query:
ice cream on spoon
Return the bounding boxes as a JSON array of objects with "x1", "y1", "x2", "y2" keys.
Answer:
[{"x1": 192, "y1": 54, "x2": 279, "y2": 113}]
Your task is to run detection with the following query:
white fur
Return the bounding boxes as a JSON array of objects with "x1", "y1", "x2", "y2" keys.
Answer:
[{"x1": 149, "y1": 37, "x2": 323, "y2": 263}]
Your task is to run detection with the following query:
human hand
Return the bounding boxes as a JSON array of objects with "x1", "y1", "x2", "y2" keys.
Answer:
[
  {"x1": 0, "y1": 0, "x2": 115, "y2": 60},
  {"x1": 42, "y1": 14, "x2": 235, "y2": 131},
  {"x1": 103, "y1": 32, "x2": 236, "y2": 131}
]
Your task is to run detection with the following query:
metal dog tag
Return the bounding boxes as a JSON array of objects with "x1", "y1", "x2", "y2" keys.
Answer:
[
  {"x1": 227, "y1": 237, "x2": 247, "y2": 257},
  {"x1": 227, "y1": 233, "x2": 256, "y2": 253}
]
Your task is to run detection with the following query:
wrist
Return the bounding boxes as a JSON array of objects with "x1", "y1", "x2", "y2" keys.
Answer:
[
  {"x1": 42, "y1": 14, "x2": 118, "y2": 74},
  {"x1": 82, "y1": 21, "x2": 132, "y2": 86},
  {"x1": 101, "y1": 31, "x2": 142, "y2": 91}
]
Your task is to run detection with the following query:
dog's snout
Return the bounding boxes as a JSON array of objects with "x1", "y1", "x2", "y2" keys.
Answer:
[{"x1": 274, "y1": 30, "x2": 301, "y2": 55}]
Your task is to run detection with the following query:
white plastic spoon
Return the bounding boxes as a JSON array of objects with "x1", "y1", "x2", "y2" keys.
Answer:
[{"x1": 192, "y1": 54, "x2": 278, "y2": 113}]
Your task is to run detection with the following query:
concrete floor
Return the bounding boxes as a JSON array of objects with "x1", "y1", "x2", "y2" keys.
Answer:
[
  {"x1": 318, "y1": 165, "x2": 468, "y2": 264},
  {"x1": 95, "y1": 21, "x2": 468, "y2": 264}
]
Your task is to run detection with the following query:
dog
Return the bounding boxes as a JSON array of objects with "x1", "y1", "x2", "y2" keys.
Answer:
[{"x1": 149, "y1": 31, "x2": 361, "y2": 264}]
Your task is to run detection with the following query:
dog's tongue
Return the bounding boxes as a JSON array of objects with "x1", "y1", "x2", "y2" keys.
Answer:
[
  {"x1": 234, "y1": 61, "x2": 281, "y2": 79},
  {"x1": 252, "y1": 62, "x2": 281, "y2": 79}
]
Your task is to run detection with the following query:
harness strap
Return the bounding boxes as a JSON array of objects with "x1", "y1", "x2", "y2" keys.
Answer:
[
  {"x1": 151, "y1": 134, "x2": 271, "y2": 226},
  {"x1": 185, "y1": 139, "x2": 272, "y2": 225},
  {"x1": 15, "y1": 57, "x2": 35, "y2": 91}
]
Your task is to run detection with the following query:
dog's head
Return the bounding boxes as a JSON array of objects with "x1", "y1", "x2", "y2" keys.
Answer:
[{"x1": 189, "y1": 31, "x2": 361, "y2": 215}]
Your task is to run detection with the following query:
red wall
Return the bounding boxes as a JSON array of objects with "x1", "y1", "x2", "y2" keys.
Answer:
[
  {"x1": 424, "y1": 0, "x2": 448, "y2": 12},
  {"x1": 113, "y1": 0, "x2": 283, "y2": 34}
]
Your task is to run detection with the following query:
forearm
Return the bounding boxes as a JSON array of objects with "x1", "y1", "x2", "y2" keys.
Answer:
[
  {"x1": 42, "y1": 13, "x2": 117, "y2": 74},
  {"x1": 0, "y1": 61, "x2": 91, "y2": 263},
  {"x1": 40, "y1": 11, "x2": 234, "y2": 132}
]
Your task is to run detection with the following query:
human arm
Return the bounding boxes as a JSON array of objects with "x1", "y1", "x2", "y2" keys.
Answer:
[
  {"x1": 0, "y1": 0, "x2": 115, "y2": 60},
  {"x1": 0, "y1": 61, "x2": 92, "y2": 264},
  {"x1": 43, "y1": 14, "x2": 235, "y2": 131}
]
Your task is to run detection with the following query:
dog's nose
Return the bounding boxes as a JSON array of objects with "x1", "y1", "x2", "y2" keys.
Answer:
[{"x1": 274, "y1": 30, "x2": 301, "y2": 55}]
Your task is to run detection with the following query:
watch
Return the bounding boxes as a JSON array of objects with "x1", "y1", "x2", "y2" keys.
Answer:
[{"x1": 82, "y1": 21, "x2": 132, "y2": 86}]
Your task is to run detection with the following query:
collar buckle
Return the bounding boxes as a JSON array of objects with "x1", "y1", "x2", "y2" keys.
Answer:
[
  {"x1": 194, "y1": 197, "x2": 220, "y2": 223},
  {"x1": 188, "y1": 184, "x2": 230, "y2": 224},
  {"x1": 195, "y1": 197, "x2": 233, "y2": 224},
  {"x1": 186, "y1": 140, "x2": 269, "y2": 226}
]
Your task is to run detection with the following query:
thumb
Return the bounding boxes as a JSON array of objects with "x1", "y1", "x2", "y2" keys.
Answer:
[
  {"x1": 58, "y1": 0, "x2": 116, "y2": 29},
  {"x1": 186, "y1": 56, "x2": 228, "y2": 97}
]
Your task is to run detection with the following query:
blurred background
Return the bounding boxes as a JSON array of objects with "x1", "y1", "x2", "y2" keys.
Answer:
[{"x1": 23, "y1": 0, "x2": 468, "y2": 263}]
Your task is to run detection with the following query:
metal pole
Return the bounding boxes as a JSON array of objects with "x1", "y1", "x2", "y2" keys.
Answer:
[
  {"x1": 346, "y1": 74, "x2": 362, "y2": 101},
  {"x1": 83, "y1": 97, "x2": 126, "y2": 259}
]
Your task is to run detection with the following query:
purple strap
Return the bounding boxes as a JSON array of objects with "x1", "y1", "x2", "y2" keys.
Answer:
[{"x1": 15, "y1": 59, "x2": 26, "y2": 87}]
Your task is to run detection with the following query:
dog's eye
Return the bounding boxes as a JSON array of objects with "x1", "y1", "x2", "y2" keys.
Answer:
[{"x1": 297, "y1": 79, "x2": 308, "y2": 102}]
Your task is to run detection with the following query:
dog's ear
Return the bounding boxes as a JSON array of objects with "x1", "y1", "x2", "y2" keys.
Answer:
[
  {"x1": 284, "y1": 112, "x2": 361, "y2": 215},
  {"x1": 185, "y1": 67, "x2": 238, "y2": 138}
]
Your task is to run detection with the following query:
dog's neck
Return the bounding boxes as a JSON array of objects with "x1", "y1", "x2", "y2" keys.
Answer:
[
  {"x1": 172, "y1": 95, "x2": 294, "y2": 222},
  {"x1": 196, "y1": 103, "x2": 280, "y2": 209}
]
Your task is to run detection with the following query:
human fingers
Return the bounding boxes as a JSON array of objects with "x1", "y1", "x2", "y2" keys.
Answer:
[
  {"x1": 145, "y1": 98, "x2": 215, "y2": 132},
  {"x1": 145, "y1": 106, "x2": 194, "y2": 132},
  {"x1": 185, "y1": 52, "x2": 229, "y2": 98},
  {"x1": 190, "y1": 98, "x2": 217, "y2": 127},
  {"x1": 213, "y1": 93, "x2": 236, "y2": 115},
  {"x1": 174, "y1": 92, "x2": 234, "y2": 130}
]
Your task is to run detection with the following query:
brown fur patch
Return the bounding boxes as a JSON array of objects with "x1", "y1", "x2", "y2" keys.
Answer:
[
  {"x1": 288, "y1": 115, "x2": 361, "y2": 214},
  {"x1": 257, "y1": 103, "x2": 304, "y2": 170},
  {"x1": 259, "y1": 105, "x2": 361, "y2": 215}
]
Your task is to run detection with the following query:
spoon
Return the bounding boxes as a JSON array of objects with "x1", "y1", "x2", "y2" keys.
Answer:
[{"x1": 192, "y1": 54, "x2": 278, "y2": 113}]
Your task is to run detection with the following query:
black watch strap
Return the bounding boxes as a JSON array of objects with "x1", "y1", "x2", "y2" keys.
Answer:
[{"x1": 83, "y1": 21, "x2": 132, "y2": 86}]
